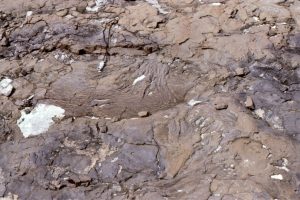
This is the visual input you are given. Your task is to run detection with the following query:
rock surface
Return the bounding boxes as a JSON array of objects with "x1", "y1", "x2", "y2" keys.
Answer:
[{"x1": 0, "y1": 0, "x2": 299, "y2": 199}]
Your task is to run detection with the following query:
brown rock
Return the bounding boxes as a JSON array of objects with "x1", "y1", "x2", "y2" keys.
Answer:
[
  {"x1": 0, "y1": 37, "x2": 8, "y2": 46},
  {"x1": 76, "y1": 2, "x2": 88, "y2": 13},
  {"x1": 70, "y1": 10, "x2": 81, "y2": 17},
  {"x1": 56, "y1": 9, "x2": 68, "y2": 17},
  {"x1": 245, "y1": 96, "x2": 255, "y2": 109},
  {"x1": 213, "y1": 98, "x2": 228, "y2": 110},
  {"x1": 215, "y1": 103, "x2": 228, "y2": 110},
  {"x1": 87, "y1": 1, "x2": 96, "y2": 7},
  {"x1": 235, "y1": 67, "x2": 245, "y2": 76}
]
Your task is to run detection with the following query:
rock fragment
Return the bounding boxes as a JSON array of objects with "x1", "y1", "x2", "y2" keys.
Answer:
[
  {"x1": 76, "y1": 2, "x2": 88, "y2": 13},
  {"x1": 0, "y1": 78, "x2": 13, "y2": 97},
  {"x1": 138, "y1": 111, "x2": 149, "y2": 117},
  {"x1": 215, "y1": 104, "x2": 228, "y2": 110},
  {"x1": 88, "y1": 1, "x2": 96, "y2": 7},
  {"x1": 213, "y1": 98, "x2": 228, "y2": 110},
  {"x1": 245, "y1": 96, "x2": 255, "y2": 109},
  {"x1": 56, "y1": 9, "x2": 68, "y2": 17},
  {"x1": 235, "y1": 67, "x2": 245, "y2": 76}
]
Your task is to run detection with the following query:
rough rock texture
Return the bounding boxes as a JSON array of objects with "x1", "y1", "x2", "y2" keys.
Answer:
[{"x1": 0, "y1": 0, "x2": 299, "y2": 199}]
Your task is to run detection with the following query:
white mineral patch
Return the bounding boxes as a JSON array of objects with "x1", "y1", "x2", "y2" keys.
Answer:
[
  {"x1": 86, "y1": 0, "x2": 108, "y2": 12},
  {"x1": 111, "y1": 38, "x2": 118, "y2": 45},
  {"x1": 214, "y1": 145, "x2": 222, "y2": 153},
  {"x1": 253, "y1": 17, "x2": 260, "y2": 21},
  {"x1": 0, "y1": 193, "x2": 18, "y2": 200},
  {"x1": 188, "y1": 99, "x2": 202, "y2": 106},
  {"x1": 276, "y1": 158, "x2": 289, "y2": 172},
  {"x1": 243, "y1": 29, "x2": 249, "y2": 34},
  {"x1": 86, "y1": 6, "x2": 99, "y2": 12},
  {"x1": 96, "y1": 0, "x2": 107, "y2": 6},
  {"x1": 146, "y1": 0, "x2": 169, "y2": 14},
  {"x1": 255, "y1": 109, "x2": 265, "y2": 119},
  {"x1": 54, "y1": 52, "x2": 69, "y2": 62},
  {"x1": 133, "y1": 75, "x2": 146, "y2": 85},
  {"x1": 211, "y1": 3, "x2": 222, "y2": 6},
  {"x1": 17, "y1": 104, "x2": 65, "y2": 138},
  {"x1": 0, "y1": 78, "x2": 13, "y2": 97},
  {"x1": 26, "y1": 11, "x2": 33, "y2": 17},
  {"x1": 268, "y1": 115, "x2": 284, "y2": 130},
  {"x1": 97, "y1": 61, "x2": 105, "y2": 72},
  {"x1": 271, "y1": 174, "x2": 283, "y2": 180},
  {"x1": 117, "y1": 165, "x2": 123, "y2": 174},
  {"x1": 90, "y1": 18, "x2": 111, "y2": 26}
]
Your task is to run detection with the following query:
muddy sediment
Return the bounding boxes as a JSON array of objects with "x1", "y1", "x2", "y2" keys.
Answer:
[{"x1": 0, "y1": 0, "x2": 299, "y2": 199}]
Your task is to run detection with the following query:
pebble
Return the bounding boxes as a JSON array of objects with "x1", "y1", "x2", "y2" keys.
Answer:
[
  {"x1": 245, "y1": 96, "x2": 255, "y2": 109},
  {"x1": 0, "y1": 78, "x2": 14, "y2": 97},
  {"x1": 76, "y1": 2, "x2": 88, "y2": 13},
  {"x1": 70, "y1": 10, "x2": 80, "y2": 17},
  {"x1": 138, "y1": 111, "x2": 149, "y2": 117},
  {"x1": 235, "y1": 67, "x2": 245, "y2": 76},
  {"x1": 88, "y1": 1, "x2": 96, "y2": 7},
  {"x1": 214, "y1": 100, "x2": 228, "y2": 110},
  {"x1": 56, "y1": 9, "x2": 68, "y2": 17}
]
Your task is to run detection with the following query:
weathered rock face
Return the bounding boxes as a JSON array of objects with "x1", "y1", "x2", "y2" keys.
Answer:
[{"x1": 0, "y1": 0, "x2": 299, "y2": 199}]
